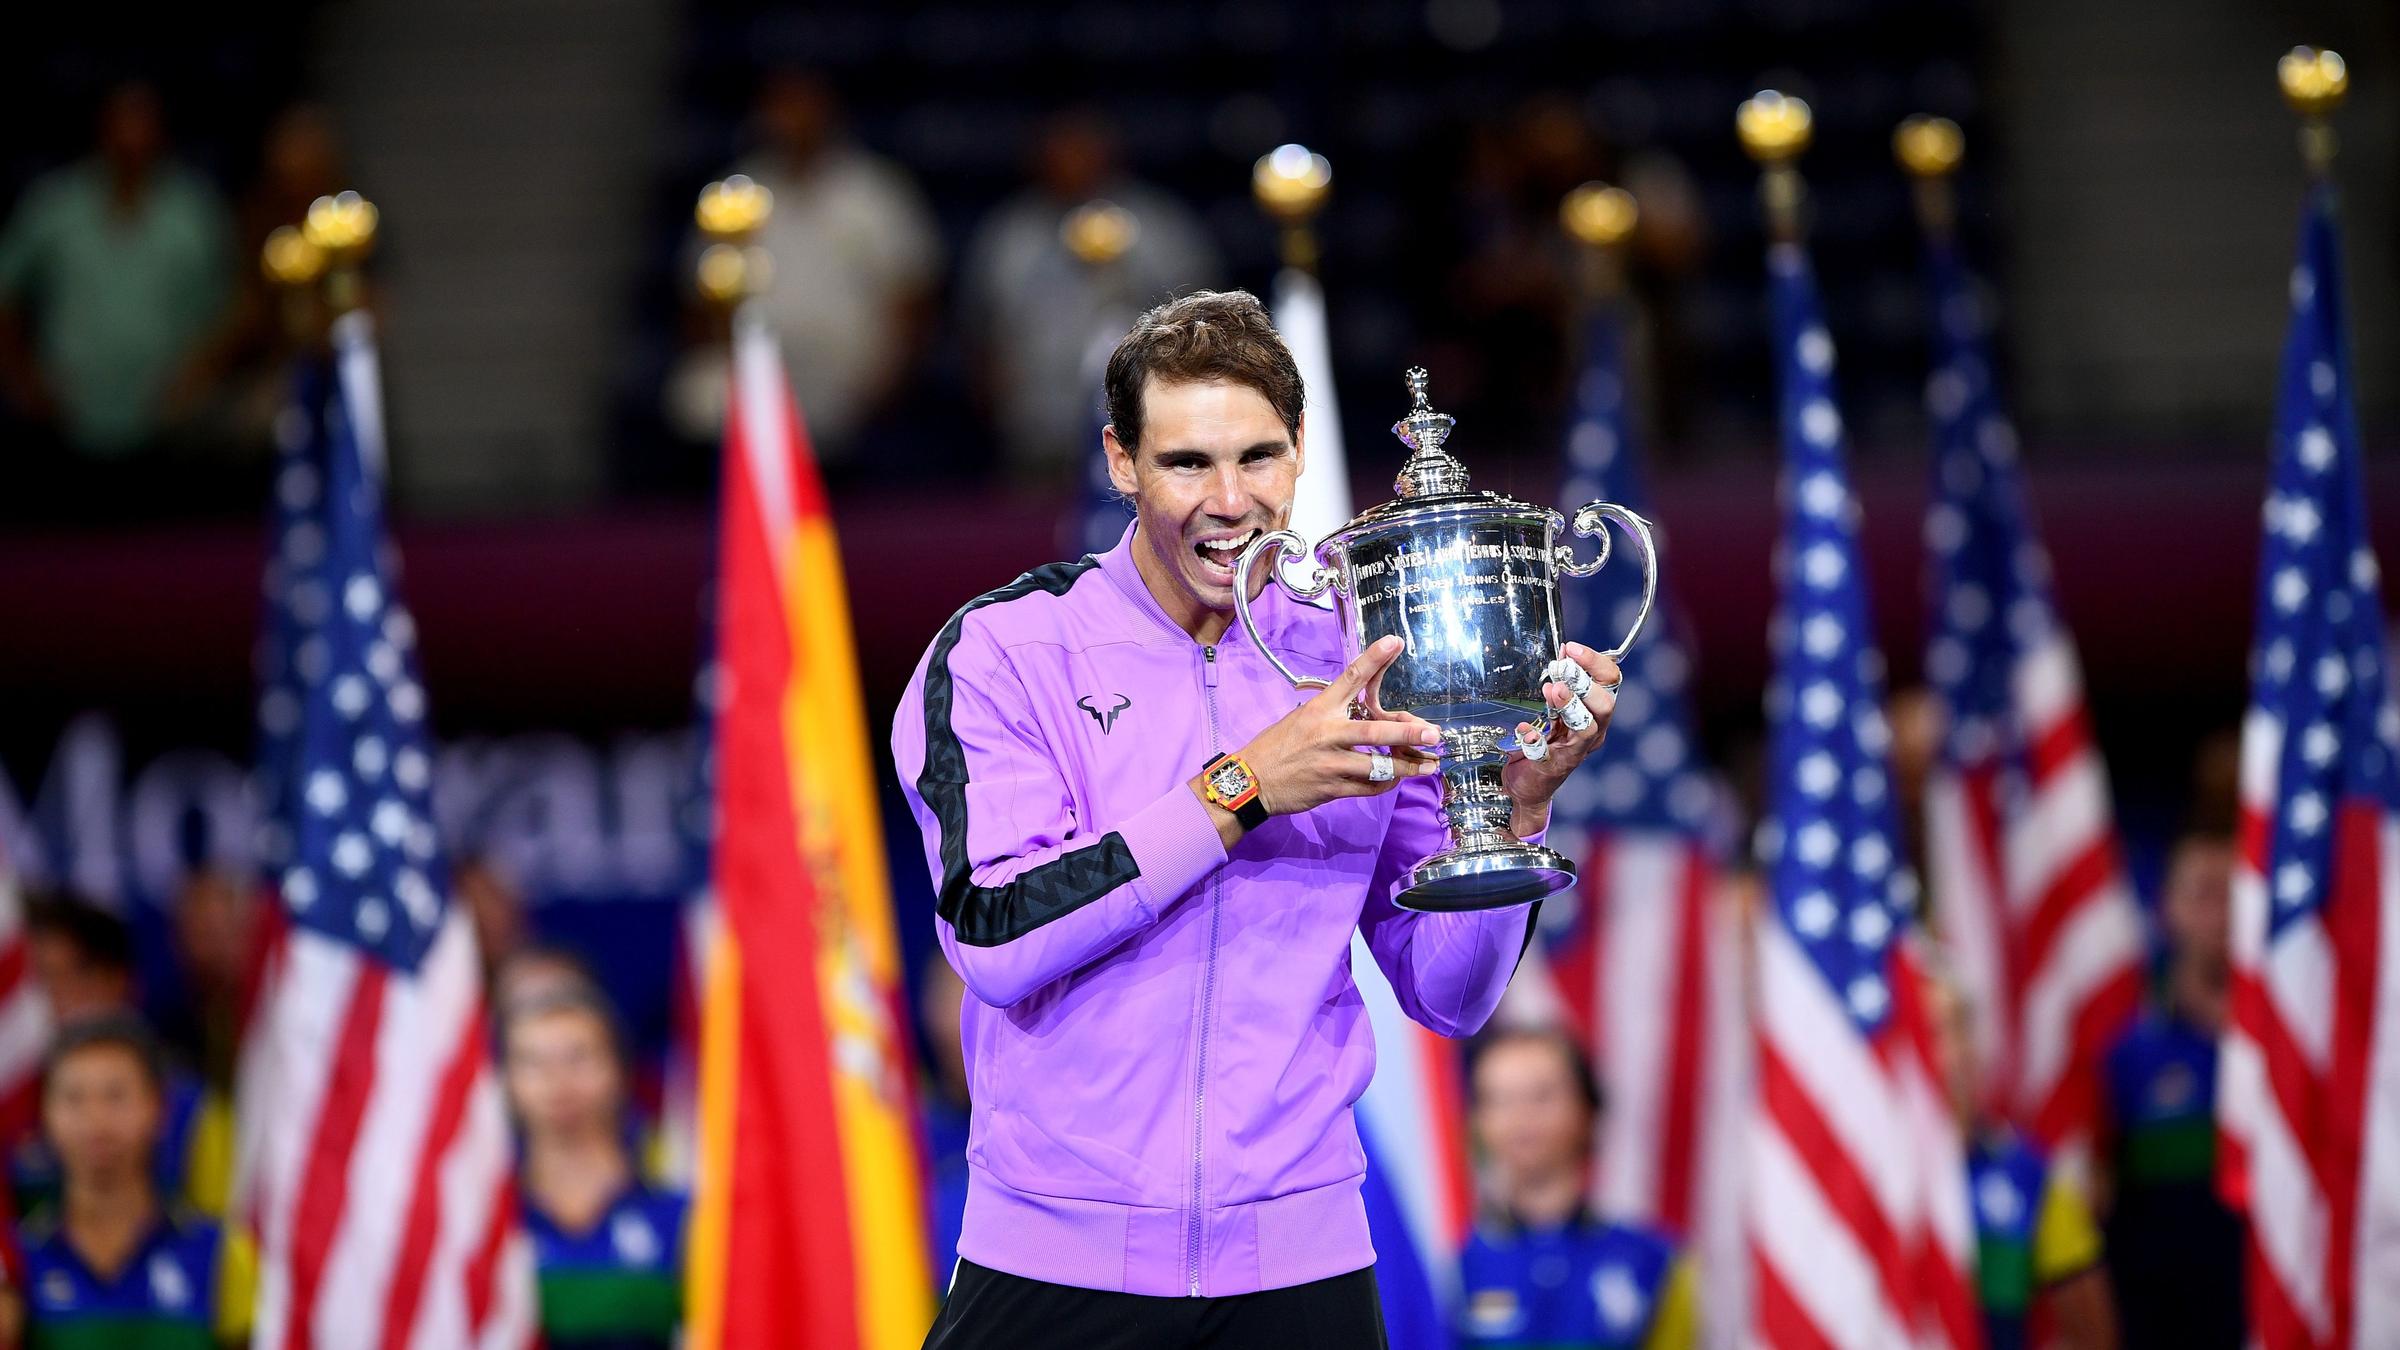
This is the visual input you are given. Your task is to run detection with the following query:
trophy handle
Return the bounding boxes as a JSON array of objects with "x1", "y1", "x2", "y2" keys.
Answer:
[
  {"x1": 1233, "y1": 529, "x2": 1335, "y2": 691},
  {"x1": 1555, "y1": 502, "x2": 1658, "y2": 662}
]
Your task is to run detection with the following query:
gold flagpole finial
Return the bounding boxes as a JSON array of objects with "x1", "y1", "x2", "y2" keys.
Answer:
[
  {"x1": 1894, "y1": 116, "x2": 1965, "y2": 236},
  {"x1": 695, "y1": 176, "x2": 775, "y2": 306},
  {"x1": 1738, "y1": 91, "x2": 1813, "y2": 242},
  {"x1": 1060, "y1": 200, "x2": 1140, "y2": 268},
  {"x1": 2280, "y1": 47, "x2": 2348, "y2": 177},
  {"x1": 1253, "y1": 144, "x2": 1332, "y2": 274},
  {"x1": 1560, "y1": 183, "x2": 1638, "y2": 249},
  {"x1": 301, "y1": 190, "x2": 377, "y2": 315},
  {"x1": 1560, "y1": 182, "x2": 1637, "y2": 301},
  {"x1": 1894, "y1": 116, "x2": 1963, "y2": 179},
  {"x1": 261, "y1": 224, "x2": 326, "y2": 289},
  {"x1": 261, "y1": 223, "x2": 329, "y2": 342}
]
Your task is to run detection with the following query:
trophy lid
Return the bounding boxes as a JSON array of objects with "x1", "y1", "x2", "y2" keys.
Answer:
[
  {"x1": 1391, "y1": 367, "x2": 1471, "y2": 498},
  {"x1": 1320, "y1": 366, "x2": 1551, "y2": 543}
]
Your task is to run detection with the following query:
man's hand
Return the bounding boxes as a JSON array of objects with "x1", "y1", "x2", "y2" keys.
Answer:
[
  {"x1": 1501, "y1": 642, "x2": 1622, "y2": 835},
  {"x1": 1192, "y1": 636, "x2": 1441, "y2": 844}
]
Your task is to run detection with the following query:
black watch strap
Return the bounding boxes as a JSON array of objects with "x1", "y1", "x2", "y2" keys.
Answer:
[{"x1": 1203, "y1": 753, "x2": 1270, "y2": 831}]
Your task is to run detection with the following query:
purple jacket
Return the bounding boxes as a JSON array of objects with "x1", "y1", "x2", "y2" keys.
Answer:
[{"x1": 891, "y1": 523, "x2": 1539, "y2": 1298}]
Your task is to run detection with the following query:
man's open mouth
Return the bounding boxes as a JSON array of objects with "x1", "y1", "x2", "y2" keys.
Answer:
[{"x1": 1194, "y1": 528, "x2": 1262, "y2": 577}]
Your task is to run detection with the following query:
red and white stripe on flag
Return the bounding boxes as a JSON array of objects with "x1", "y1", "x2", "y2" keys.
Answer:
[
  {"x1": 0, "y1": 860, "x2": 46, "y2": 1156},
  {"x1": 240, "y1": 911, "x2": 536, "y2": 1349},
  {"x1": 1749, "y1": 927, "x2": 1979, "y2": 1350},
  {"x1": 1924, "y1": 635, "x2": 2144, "y2": 1160}
]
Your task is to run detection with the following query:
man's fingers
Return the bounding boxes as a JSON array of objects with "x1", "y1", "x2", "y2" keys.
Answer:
[
  {"x1": 1345, "y1": 717, "x2": 1442, "y2": 749},
  {"x1": 1325, "y1": 635, "x2": 1404, "y2": 703},
  {"x1": 1561, "y1": 642, "x2": 1623, "y2": 690}
]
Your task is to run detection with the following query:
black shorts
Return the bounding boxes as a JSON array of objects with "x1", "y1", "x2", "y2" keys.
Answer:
[{"x1": 922, "y1": 1258, "x2": 1390, "y2": 1350}]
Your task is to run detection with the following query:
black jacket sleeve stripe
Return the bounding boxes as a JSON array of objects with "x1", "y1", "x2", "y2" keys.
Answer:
[{"x1": 917, "y1": 558, "x2": 1144, "y2": 948}]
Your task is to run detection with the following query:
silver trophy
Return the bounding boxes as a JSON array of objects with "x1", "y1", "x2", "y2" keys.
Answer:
[{"x1": 1234, "y1": 368, "x2": 1658, "y2": 911}]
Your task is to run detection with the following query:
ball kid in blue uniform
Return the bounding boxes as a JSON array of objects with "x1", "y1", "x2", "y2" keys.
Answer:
[
  {"x1": 14, "y1": 1015, "x2": 254, "y2": 1350},
  {"x1": 502, "y1": 985, "x2": 687, "y2": 1350},
  {"x1": 1923, "y1": 965, "x2": 2116, "y2": 1349},
  {"x1": 2097, "y1": 831, "x2": 2244, "y2": 1346},
  {"x1": 1459, "y1": 1026, "x2": 1695, "y2": 1350}
]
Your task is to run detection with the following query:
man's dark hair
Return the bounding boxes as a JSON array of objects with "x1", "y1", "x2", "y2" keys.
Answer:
[
  {"x1": 25, "y1": 892, "x2": 135, "y2": 977},
  {"x1": 41, "y1": 1012, "x2": 168, "y2": 1100},
  {"x1": 1466, "y1": 1024, "x2": 1606, "y2": 1119},
  {"x1": 1103, "y1": 289, "x2": 1304, "y2": 454}
]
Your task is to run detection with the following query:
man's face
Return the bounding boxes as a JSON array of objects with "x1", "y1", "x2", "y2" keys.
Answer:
[
  {"x1": 1470, "y1": 1037, "x2": 1591, "y2": 1186},
  {"x1": 1106, "y1": 377, "x2": 1301, "y2": 628},
  {"x1": 44, "y1": 1044, "x2": 161, "y2": 1184}
]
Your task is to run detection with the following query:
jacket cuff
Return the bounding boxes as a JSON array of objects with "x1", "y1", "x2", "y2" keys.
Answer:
[{"x1": 1119, "y1": 784, "x2": 1228, "y2": 914}]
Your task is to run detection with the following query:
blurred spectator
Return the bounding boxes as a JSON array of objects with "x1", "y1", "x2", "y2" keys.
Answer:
[
  {"x1": 1459, "y1": 1026, "x2": 1696, "y2": 1348},
  {"x1": 1924, "y1": 967, "x2": 2118, "y2": 1349},
  {"x1": 503, "y1": 987, "x2": 686, "y2": 1350},
  {"x1": 158, "y1": 868, "x2": 258, "y2": 1091},
  {"x1": 0, "y1": 81, "x2": 233, "y2": 470},
  {"x1": 1887, "y1": 685, "x2": 1944, "y2": 880},
  {"x1": 25, "y1": 891, "x2": 138, "y2": 1026},
  {"x1": 493, "y1": 943, "x2": 601, "y2": 1019},
  {"x1": 1432, "y1": 97, "x2": 1705, "y2": 460},
  {"x1": 959, "y1": 109, "x2": 1221, "y2": 483},
  {"x1": 918, "y1": 954, "x2": 969, "y2": 1286},
  {"x1": 174, "y1": 103, "x2": 350, "y2": 454},
  {"x1": 456, "y1": 854, "x2": 529, "y2": 982},
  {"x1": 2096, "y1": 831, "x2": 2243, "y2": 1346},
  {"x1": 16, "y1": 1016, "x2": 254, "y2": 1347},
  {"x1": 666, "y1": 72, "x2": 941, "y2": 468},
  {"x1": 19, "y1": 894, "x2": 231, "y2": 1220}
]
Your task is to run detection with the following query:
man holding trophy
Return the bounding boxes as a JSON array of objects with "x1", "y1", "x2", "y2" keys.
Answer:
[{"x1": 895, "y1": 289, "x2": 1653, "y2": 1347}]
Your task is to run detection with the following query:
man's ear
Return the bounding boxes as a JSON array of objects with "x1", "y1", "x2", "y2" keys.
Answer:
[
  {"x1": 1290, "y1": 412, "x2": 1307, "y2": 481},
  {"x1": 1102, "y1": 424, "x2": 1138, "y2": 497}
]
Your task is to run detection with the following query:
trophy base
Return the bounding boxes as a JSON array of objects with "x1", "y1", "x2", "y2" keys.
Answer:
[{"x1": 1395, "y1": 842, "x2": 1576, "y2": 912}]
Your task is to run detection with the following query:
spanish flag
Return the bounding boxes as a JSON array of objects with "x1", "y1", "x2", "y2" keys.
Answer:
[{"x1": 686, "y1": 306, "x2": 934, "y2": 1349}]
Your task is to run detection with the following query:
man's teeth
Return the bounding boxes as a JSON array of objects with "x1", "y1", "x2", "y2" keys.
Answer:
[{"x1": 1199, "y1": 531, "x2": 1258, "y2": 558}]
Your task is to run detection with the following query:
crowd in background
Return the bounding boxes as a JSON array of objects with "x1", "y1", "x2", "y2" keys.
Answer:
[{"x1": 0, "y1": 51, "x2": 1849, "y2": 521}]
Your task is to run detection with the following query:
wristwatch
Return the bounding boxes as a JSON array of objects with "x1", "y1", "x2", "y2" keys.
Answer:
[{"x1": 1201, "y1": 753, "x2": 1269, "y2": 832}]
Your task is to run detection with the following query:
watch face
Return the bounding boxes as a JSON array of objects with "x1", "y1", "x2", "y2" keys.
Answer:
[{"x1": 1208, "y1": 761, "x2": 1254, "y2": 800}]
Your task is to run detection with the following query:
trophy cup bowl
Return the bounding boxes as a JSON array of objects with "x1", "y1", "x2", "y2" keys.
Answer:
[{"x1": 1234, "y1": 368, "x2": 1658, "y2": 912}]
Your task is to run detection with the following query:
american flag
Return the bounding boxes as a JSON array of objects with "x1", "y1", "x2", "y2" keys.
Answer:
[
  {"x1": 1500, "y1": 303, "x2": 1747, "y2": 1310},
  {"x1": 1917, "y1": 236, "x2": 2142, "y2": 1163},
  {"x1": 0, "y1": 840, "x2": 43, "y2": 1157},
  {"x1": 236, "y1": 310, "x2": 536, "y2": 1349},
  {"x1": 1747, "y1": 244, "x2": 1978, "y2": 1349},
  {"x1": 2218, "y1": 181, "x2": 2400, "y2": 1349}
]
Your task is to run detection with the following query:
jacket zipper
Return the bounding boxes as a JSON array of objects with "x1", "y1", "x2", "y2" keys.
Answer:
[{"x1": 1190, "y1": 642, "x2": 1224, "y2": 1296}]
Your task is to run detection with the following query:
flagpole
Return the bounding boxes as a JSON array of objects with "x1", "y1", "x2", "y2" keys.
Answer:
[
  {"x1": 1254, "y1": 142, "x2": 1331, "y2": 277},
  {"x1": 2280, "y1": 45, "x2": 2348, "y2": 181},
  {"x1": 1560, "y1": 180, "x2": 1636, "y2": 303},
  {"x1": 1738, "y1": 91, "x2": 1812, "y2": 245},
  {"x1": 1252, "y1": 144, "x2": 1354, "y2": 550},
  {"x1": 1893, "y1": 115, "x2": 1964, "y2": 239}
]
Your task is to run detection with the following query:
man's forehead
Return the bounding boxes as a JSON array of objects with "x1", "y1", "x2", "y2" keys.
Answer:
[{"x1": 1138, "y1": 376, "x2": 1289, "y2": 445}]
